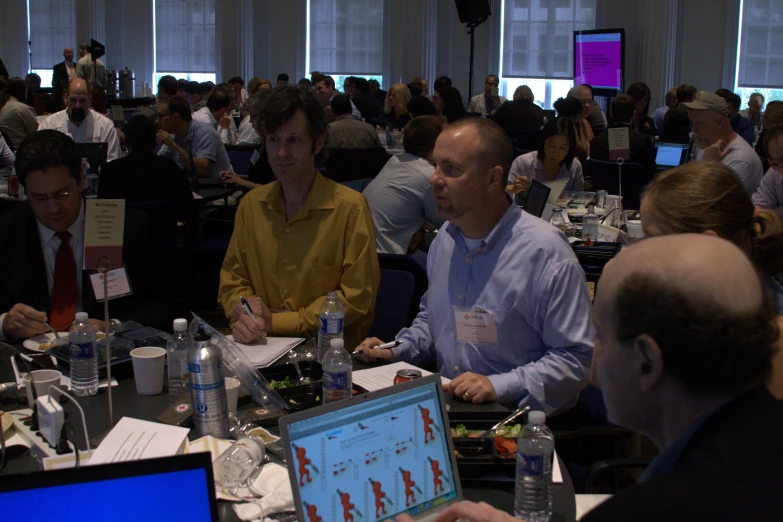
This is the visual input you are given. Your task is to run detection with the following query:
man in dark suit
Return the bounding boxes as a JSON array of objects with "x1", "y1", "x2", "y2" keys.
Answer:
[
  {"x1": 52, "y1": 47, "x2": 76, "y2": 95},
  {"x1": 590, "y1": 94, "x2": 657, "y2": 177},
  {"x1": 397, "y1": 233, "x2": 783, "y2": 522},
  {"x1": 0, "y1": 130, "x2": 176, "y2": 341},
  {"x1": 349, "y1": 77, "x2": 385, "y2": 126}
]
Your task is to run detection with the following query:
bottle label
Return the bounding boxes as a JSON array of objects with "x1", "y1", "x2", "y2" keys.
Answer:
[
  {"x1": 188, "y1": 362, "x2": 201, "y2": 373},
  {"x1": 319, "y1": 317, "x2": 344, "y2": 335},
  {"x1": 517, "y1": 452, "x2": 551, "y2": 477},
  {"x1": 70, "y1": 341, "x2": 95, "y2": 360},
  {"x1": 323, "y1": 370, "x2": 351, "y2": 401}
]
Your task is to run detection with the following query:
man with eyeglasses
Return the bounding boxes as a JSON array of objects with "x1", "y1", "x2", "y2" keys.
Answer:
[
  {"x1": 468, "y1": 74, "x2": 507, "y2": 116},
  {"x1": 752, "y1": 124, "x2": 783, "y2": 217},
  {"x1": 0, "y1": 130, "x2": 175, "y2": 341},
  {"x1": 38, "y1": 78, "x2": 121, "y2": 161}
]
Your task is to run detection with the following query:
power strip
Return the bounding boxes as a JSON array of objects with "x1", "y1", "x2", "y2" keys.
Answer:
[{"x1": 11, "y1": 408, "x2": 76, "y2": 461}]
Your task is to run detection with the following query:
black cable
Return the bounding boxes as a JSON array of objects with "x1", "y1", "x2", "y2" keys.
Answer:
[{"x1": 65, "y1": 422, "x2": 80, "y2": 468}]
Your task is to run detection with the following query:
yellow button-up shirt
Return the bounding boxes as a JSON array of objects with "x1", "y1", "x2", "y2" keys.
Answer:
[{"x1": 218, "y1": 172, "x2": 380, "y2": 349}]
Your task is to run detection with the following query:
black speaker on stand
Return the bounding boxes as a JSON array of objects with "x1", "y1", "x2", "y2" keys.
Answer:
[{"x1": 454, "y1": 0, "x2": 492, "y2": 100}]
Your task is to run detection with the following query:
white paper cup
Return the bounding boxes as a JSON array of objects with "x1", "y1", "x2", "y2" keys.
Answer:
[
  {"x1": 225, "y1": 377, "x2": 241, "y2": 417},
  {"x1": 23, "y1": 370, "x2": 63, "y2": 408},
  {"x1": 130, "y1": 347, "x2": 167, "y2": 395},
  {"x1": 626, "y1": 220, "x2": 644, "y2": 239}
]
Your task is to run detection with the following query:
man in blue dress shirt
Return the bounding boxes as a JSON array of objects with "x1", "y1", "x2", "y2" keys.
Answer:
[{"x1": 355, "y1": 117, "x2": 594, "y2": 414}]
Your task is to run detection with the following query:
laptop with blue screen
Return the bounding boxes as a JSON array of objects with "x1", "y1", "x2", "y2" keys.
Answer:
[
  {"x1": 279, "y1": 374, "x2": 462, "y2": 522},
  {"x1": 655, "y1": 141, "x2": 692, "y2": 171},
  {"x1": 0, "y1": 453, "x2": 218, "y2": 521}
]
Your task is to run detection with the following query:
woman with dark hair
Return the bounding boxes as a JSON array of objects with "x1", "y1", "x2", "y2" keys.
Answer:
[
  {"x1": 626, "y1": 82, "x2": 657, "y2": 136},
  {"x1": 24, "y1": 73, "x2": 41, "y2": 107},
  {"x1": 554, "y1": 95, "x2": 592, "y2": 163},
  {"x1": 407, "y1": 96, "x2": 437, "y2": 118},
  {"x1": 640, "y1": 161, "x2": 783, "y2": 398},
  {"x1": 432, "y1": 86, "x2": 466, "y2": 123},
  {"x1": 506, "y1": 117, "x2": 583, "y2": 196},
  {"x1": 0, "y1": 77, "x2": 39, "y2": 150}
]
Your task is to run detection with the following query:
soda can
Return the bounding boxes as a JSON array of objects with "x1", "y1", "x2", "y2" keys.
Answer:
[
  {"x1": 7, "y1": 174, "x2": 19, "y2": 198},
  {"x1": 394, "y1": 369, "x2": 422, "y2": 385}
]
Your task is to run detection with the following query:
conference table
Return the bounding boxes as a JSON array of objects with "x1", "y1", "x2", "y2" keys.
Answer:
[
  {"x1": 3, "y1": 350, "x2": 576, "y2": 522},
  {"x1": 192, "y1": 183, "x2": 238, "y2": 204}
]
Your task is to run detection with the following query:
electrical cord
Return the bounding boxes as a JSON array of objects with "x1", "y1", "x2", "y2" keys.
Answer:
[{"x1": 66, "y1": 421, "x2": 80, "y2": 468}]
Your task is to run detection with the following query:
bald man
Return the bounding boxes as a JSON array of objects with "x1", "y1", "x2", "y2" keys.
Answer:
[
  {"x1": 582, "y1": 234, "x2": 783, "y2": 521},
  {"x1": 355, "y1": 117, "x2": 593, "y2": 414},
  {"x1": 52, "y1": 47, "x2": 76, "y2": 94},
  {"x1": 39, "y1": 79, "x2": 121, "y2": 161},
  {"x1": 396, "y1": 234, "x2": 783, "y2": 522}
]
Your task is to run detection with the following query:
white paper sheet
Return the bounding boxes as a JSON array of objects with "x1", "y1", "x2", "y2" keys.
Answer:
[
  {"x1": 227, "y1": 335, "x2": 305, "y2": 368},
  {"x1": 87, "y1": 417, "x2": 189, "y2": 465},
  {"x1": 352, "y1": 362, "x2": 451, "y2": 392}
]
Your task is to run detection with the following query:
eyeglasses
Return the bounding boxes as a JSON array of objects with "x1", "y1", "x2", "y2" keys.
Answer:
[{"x1": 30, "y1": 190, "x2": 76, "y2": 203}]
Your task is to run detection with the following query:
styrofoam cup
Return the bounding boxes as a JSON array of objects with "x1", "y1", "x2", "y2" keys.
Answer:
[
  {"x1": 23, "y1": 369, "x2": 63, "y2": 408},
  {"x1": 225, "y1": 377, "x2": 241, "y2": 417}
]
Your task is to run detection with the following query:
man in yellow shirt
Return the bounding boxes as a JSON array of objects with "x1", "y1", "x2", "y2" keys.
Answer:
[{"x1": 218, "y1": 86, "x2": 380, "y2": 348}]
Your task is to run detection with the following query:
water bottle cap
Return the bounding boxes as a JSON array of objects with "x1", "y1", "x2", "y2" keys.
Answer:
[
  {"x1": 528, "y1": 411, "x2": 546, "y2": 425},
  {"x1": 330, "y1": 338, "x2": 344, "y2": 349},
  {"x1": 327, "y1": 291, "x2": 338, "y2": 300},
  {"x1": 173, "y1": 318, "x2": 188, "y2": 331},
  {"x1": 75, "y1": 312, "x2": 88, "y2": 322}
]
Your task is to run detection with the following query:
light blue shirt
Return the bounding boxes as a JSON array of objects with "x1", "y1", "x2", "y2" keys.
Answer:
[
  {"x1": 158, "y1": 120, "x2": 233, "y2": 184},
  {"x1": 650, "y1": 105, "x2": 669, "y2": 138},
  {"x1": 391, "y1": 201, "x2": 594, "y2": 413}
]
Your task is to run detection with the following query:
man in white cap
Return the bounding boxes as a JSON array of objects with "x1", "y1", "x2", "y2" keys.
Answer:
[{"x1": 685, "y1": 90, "x2": 763, "y2": 194}]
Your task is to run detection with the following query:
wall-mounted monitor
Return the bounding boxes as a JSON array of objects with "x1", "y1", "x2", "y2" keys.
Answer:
[{"x1": 573, "y1": 29, "x2": 625, "y2": 97}]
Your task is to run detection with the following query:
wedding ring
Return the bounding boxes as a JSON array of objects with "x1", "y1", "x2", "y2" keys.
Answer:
[{"x1": 463, "y1": 392, "x2": 471, "y2": 401}]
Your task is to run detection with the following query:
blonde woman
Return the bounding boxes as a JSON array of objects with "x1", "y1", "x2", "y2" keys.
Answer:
[{"x1": 385, "y1": 83, "x2": 412, "y2": 130}]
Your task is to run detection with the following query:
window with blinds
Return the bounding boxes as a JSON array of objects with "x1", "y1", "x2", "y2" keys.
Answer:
[
  {"x1": 154, "y1": 0, "x2": 215, "y2": 75},
  {"x1": 308, "y1": 0, "x2": 384, "y2": 80},
  {"x1": 28, "y1": 0, "x2": 76, "y2": 86},
  {"x1": 736, "y1": 0, "x2": 783, "y2": 89}
]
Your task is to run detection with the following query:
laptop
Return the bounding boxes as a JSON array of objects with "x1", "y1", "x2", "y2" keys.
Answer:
[
  {"x1": 520, "y1": 179, "x2": 551, "y2": 218},
  {"x1": 75, "y1": 142, "x2": 109, "y2": 172},
  {"x1": 542, "y1": 178, "x2": 569, "y2": 204},
  {"x1": 0, "y1": 453, "x2": 218, "y2": 521},
  {"x1": 279, "y1": 374, "x2": 462, "y2": 522},
  {"x1": 654, "y1": 141, "x2": 691, "y2": 171}
]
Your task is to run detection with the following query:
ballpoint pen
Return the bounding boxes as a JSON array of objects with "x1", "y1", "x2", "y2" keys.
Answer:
[{"x1": 239, "y1": 296, "x2": 256, "y2": 320}]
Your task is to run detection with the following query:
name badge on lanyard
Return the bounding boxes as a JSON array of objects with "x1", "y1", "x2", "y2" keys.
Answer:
[{"x1": 453, "y1": 306, "x2": 498, "y2": 344}]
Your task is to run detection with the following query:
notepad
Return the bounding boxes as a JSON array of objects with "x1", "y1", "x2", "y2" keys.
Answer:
[
  {"x1": 88, "y1": 417, "x2": 189, "y2": 465},
  {"x1": 227, "y1": 335, "x2": 305, "y2": 368},
  {"x1": 352, "y1": 362, "x2": 451, "y2": 392}
]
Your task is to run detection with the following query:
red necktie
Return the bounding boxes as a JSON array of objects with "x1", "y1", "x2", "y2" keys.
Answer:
[{"x1": 50, "y1": 231, "x2": 77, "y2": 331}]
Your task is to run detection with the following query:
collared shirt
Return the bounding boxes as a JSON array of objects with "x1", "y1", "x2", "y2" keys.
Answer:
[
  {"x1": 391, "y1": 202, "x2": 594, "y2": 413},
  {"x1": 752, "y1": 170, "x2": 783, "y2": 218},
  {"x1": 157, "y1": 120, "x2": 232, "y2": 184},
  {"x1": 192, "y1": 106, "x2": 238, "y2": 145},
  {"x1": 191, "y1": 99, "x2": 207, "y2": 112},
  {"x1": 650, "y1": 105, "x2": 669, "y2": 138},
  {"x1": 468, "y1": 93, "x2": 508, "y2": 115},
  {"x1": 65, "y1": 61, "x2": 76, "y2": 81},
  {"x1": 507, "y1": 151, "x2": 584, "y2": 192},
  {"x1": 0, "y1": 201, "x2": 85, "y2": 342},
  {"x1": 0, "y1": 96, "x2": 40, "y2": 150},
  {"x1": 39, "y1": 108, "x2": 121, "y2": 161},
  {"x1": 218, "y1": 172, "x2": 380, "y2": 348},
  {"x1": 327, "y1": 114, "x2": 384, "y2": 149},
  {"x1": 694, "y1": 134, "x2": 763, "y2": 194},
  {"x1": 236, "y1": 115, "x2": 261, "y2": 146},
  {"x1": 363, "y1": 152, "x2": 444, "y2": 254}
]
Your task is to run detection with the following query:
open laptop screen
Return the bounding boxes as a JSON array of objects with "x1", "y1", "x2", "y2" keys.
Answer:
[
  {"x1": 284, "y1": 379, "x2": 459, "y2": 521},
  {"x1": 655, "y1": 141, "x2": 691, "y2": 169},
  {"x1": 521, "y1": 179, "x2": 552, "y2": 218},
  {"x1": 0, "y1": 454, "x2": 217, "y2": 521}
]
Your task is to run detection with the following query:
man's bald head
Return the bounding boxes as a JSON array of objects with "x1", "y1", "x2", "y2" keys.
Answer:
[
  {"x1": 596, "y1": 234, "x2": 777, "y2": 395},
  {"x1": 68, "y1": 78, "x2": 89, "y2": 97},
  {"x1": 445, "y1": 117, "x2": 513, "y2": 187}
]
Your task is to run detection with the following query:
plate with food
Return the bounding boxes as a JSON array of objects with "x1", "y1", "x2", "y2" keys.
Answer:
[
  {"x1": 23, "y1": 331, "x2": 107, "y2": 353},
  {"x1": 268, "y1": 375, "x2": 313, "y2": 390}
]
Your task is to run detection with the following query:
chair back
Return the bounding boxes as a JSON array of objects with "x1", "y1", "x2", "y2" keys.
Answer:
[
  {"x1": 505, "y1": 129, "x2": 542, "y2": 151},
  {"x1": 324, "y1": 148, "x2": 391, "y2": 182},
  {"x1": 225, "y1": 145, "x2": 255, "y2": 176},
  {"x1": 584, "y1": 159, "x2": 652, "y2": 210},
  {"x1": 369, "y1": 254, "x2": 428, "y2": 340}
]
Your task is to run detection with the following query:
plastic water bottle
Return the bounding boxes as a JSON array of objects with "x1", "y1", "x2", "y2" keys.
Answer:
[
  {"x1": 69, "y1": 312, "x2": 98, "y2": 397},
  {"x1": 322, "y1": 338, "x2": 352, "y2": 404},
  {"x1": 213, "y1": 436, "x2": 266, "y2": 495},
  {"x1": 317, "y1": 292, "x2": 344, "y2": 362},
  {"x1": 167, "y1": 318, "x2": 190, "y2": 404},
  {"x1": 514, "y1": 411, "x2": 554, "y2": 522},
  {"x1": 582, "y1": 205, "x2": 599, "y2": 245}
]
